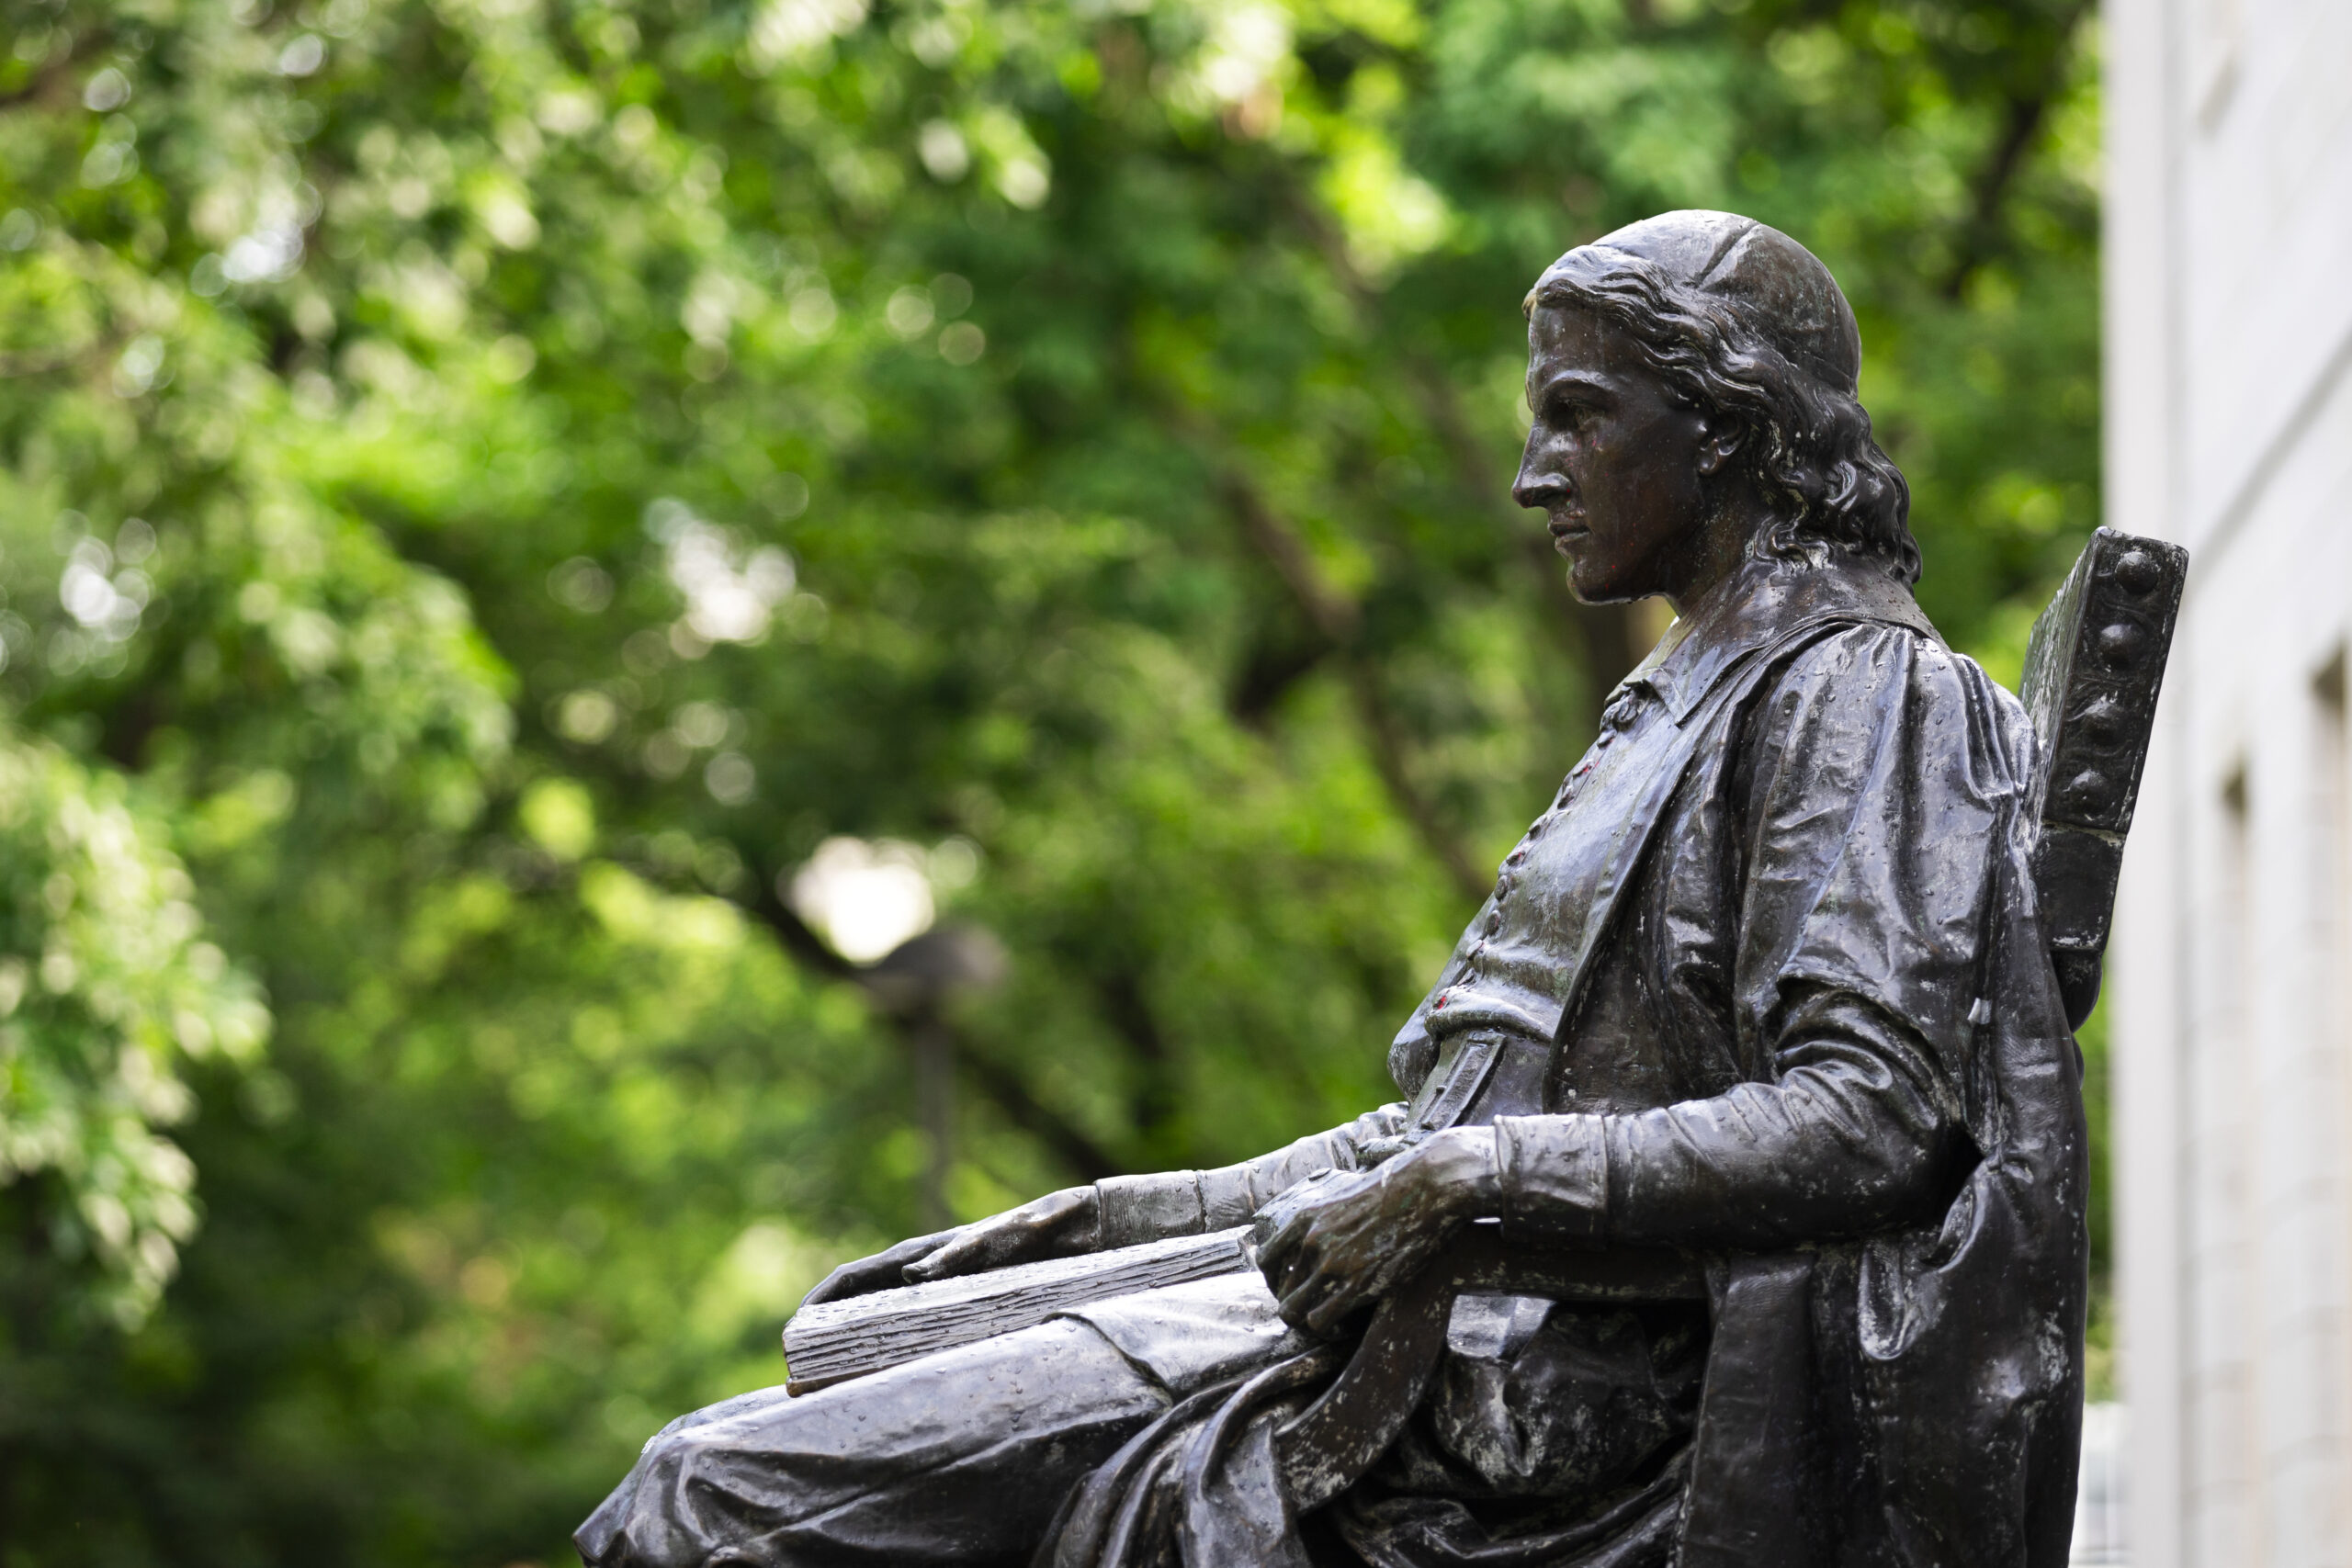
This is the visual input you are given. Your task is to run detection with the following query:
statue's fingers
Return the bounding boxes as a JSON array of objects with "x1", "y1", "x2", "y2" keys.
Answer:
[
  {"x1": 1295, "y1": 1267, "x2": 1365, "y2": 1337},
  {"x1": 916, "y1": 1213, "x2": 1042, "y2": 1280},
  {"x1": 1255, "y1": 1236, "x2": 1305, "y2": 1302},
  {"x1": 1352, "y1": 1254, "x2": 1407, "y2": 1307},
  {"x1": 1275, "y1": 1229, "x2": 1332, "y2": 1297},
  {"x1": 1254, "y1": 1213, "x2": 1310, "y2": 1281},
  {"x1": 798, "y1": 1259, "x2": 884, "y2": 1306},
  {"x1": 1304, "y1": 1287, "x2": 1360, "y2": 1338},
  {"x1": 912, "y1": 1201, "x2": 1076, "y2": 1280},
  {"x1": 902, "y1": 1225, "x2": 1001, "y2": 1282},
  {"x1": 801, "y1": 1228, "x2": 959, "y2": 1304},
  {"x1": 1275, "y1": 1271, "x2": 1330, "y2": 1333},
  {"x1": 812, "y1": 1253, "x2": 915, "y2": 1301}
]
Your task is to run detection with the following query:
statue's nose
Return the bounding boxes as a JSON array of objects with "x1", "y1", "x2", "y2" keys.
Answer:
[{"x1": 1512, "y1": 466, "x2": 1569, "y2": 510}]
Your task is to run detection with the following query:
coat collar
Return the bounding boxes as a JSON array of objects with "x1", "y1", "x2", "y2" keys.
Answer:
[{"x1": 1619, "y1": 552, "x2": 1941, "y2": 722}]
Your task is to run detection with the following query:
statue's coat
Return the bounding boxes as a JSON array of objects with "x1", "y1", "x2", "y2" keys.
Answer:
[
  {"x1": 578, "y1": 554, "x2": 2086, "y2": 1568},
  {"x1": 1050, "y1": 553, "x2": 2086, "y2": 1568}
]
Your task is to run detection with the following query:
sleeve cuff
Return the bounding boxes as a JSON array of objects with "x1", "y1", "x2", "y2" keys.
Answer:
[
  {"x1": 1196, "y1": 1167, "x2": 1257, "y2": 1230},
  {"x1": 1188, "y1": 1105, "x2": 1419, "y2": 1232},
  {"x1": 1095, "y1": 1171, "x2": 1208, "y2": 1248},
  {"x1": 1493, "y1": 1113, "x2": 1609, "y2": 1244}
]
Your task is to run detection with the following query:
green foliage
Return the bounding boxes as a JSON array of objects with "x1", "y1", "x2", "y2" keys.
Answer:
[
  {"x1": 0, "y1": 0, "x2": 2099, "y2": 1561},
  {"x1": 0, "y1": 736, "x2": 266, "y2": 1324}
]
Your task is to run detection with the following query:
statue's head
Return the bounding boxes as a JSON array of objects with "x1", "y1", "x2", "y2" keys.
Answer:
[{"x1": 1514, "y1": 210, "x2": 1918, "y2": 606}]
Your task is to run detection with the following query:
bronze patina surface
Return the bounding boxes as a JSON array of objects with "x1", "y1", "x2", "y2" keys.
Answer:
[{"x1": 578, "y1": 211, "x2": 2141, "y2": 1568}]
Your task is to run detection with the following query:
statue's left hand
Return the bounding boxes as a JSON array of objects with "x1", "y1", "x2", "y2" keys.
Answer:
[
  {"x1": 799, "y1": 1228, "x2": 968, "y2": 1306},
  {"x1": 1253, "y1": 1128, "x2": 1496, "y2": 1337},
  {"x1": 900, "y1": 1186, "x2": 1101, "y2": 1283},
  {"x1": 799, "y1": 1187, "x2": 1102, "y2": 1307}
]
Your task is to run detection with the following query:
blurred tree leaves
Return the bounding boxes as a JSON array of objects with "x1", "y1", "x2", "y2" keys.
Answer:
[{"x1": 0, "y1": 0, "x2": 2099, "y2": 1560}]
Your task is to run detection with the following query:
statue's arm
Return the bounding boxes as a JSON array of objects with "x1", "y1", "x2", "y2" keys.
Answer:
[
  {"x1": 1249, "y1": 1008, "x2": 1962, "y2": 1331},
  {"x1": 1498, "y1": 626, "x2": 1995, "y2": 1251},
  {"x1": 803, "y1": 1103, "x2": 1411, "y2": 1303},
  {"x1": 1491, "y1": 990, "x2": 1962, "y2": 1249},
  {"x1": 1095, "y1": 1102, "x2": 1412, "y2": 1248}
]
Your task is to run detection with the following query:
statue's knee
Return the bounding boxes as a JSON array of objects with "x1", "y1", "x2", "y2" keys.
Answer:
[{"x1": 628, "y1": 1418, "x2": 725, "y2": 1483}]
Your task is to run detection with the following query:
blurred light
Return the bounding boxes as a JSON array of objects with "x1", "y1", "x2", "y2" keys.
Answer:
[
  {"x1": 82, "y1": 140, "x2": 137, "y2": 188},
  {"x1": 520, "y1": 779, "x2": 596, "y2": 861},
  {"x1": 787, "y1": 286, "x2": 837, "y2": 339},
  {"x1": 997, "y1": 158, "x2": 1047, "y2": 209},
  {"x1": 479, "y1": 191, "x2": 538, "y2": 249},
  {"x1": 786, "y1": 837, "x2": 935, "y2": 963},
  {"x1": 705, "y1": 751, "x2": 756, "y2": 806},
  {"x1": 647, "y1": 500, "x2": 796, "y2": 644},
  {"x1": 762, "y1": 471, "x2": 809, "y2": 520},
  {"x1": 906, "y1": 13, "x2": 970, "y2": 67},
  {"x1": 1199, "y1": 5, "x2": 1290, "y2": 104},
  {"x1": 555, "y1": 690, "x2": 617, "y2": 743},
  {"x1": 643, "y1": 731, "x2": 690, "y2": 778},
  {"x1": 672, "y1": 701, "x2": 730, "y2": 749},
  {"x1": 917, "y1": 121, "x2": 969, "y2": 181},
  {"x1": 486, "y1": 333, "x2": 537, "y2": 380},
  {"x1": 113, "y1": 333, "x2": 164, "y2": 396},
  {"x1": 930, "y1": 272, "x2": 973, "y2": 316},
  {"x1": 222, "y1": 223, "x2": 303, "y2": 283},
  {"x1": 930, "y1": 837, "x2": 979, "y2": 889},
  {"x1": 60, "y1": 537, "x2": 145, "y2": 641},
  {"x1": 537, "y1": 88, "x2": 600, "y2": 136},
  {"x1": 82, "y1": 67, "x2": 130, "y2": 112},
  {"x1": 277, "y1": 34, "x2": 325, "y2": 76},
  {"x1": 938, "y1": 321, "x2": 985, "y2": 365},
  {"x1": 885, "y1": 286, "x2": 935, "y2": 339},
  {"x1": 547, "y1": 557, "x2": 613, "y2": 612},
  {"x1": 747, "y1": 0, "x2": 869, "y2": 71}
]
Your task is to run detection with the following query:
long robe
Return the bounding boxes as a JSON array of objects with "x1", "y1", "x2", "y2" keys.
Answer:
[{"x1": 578, "y1": 553, "x2": 2086, "y2": 1568}]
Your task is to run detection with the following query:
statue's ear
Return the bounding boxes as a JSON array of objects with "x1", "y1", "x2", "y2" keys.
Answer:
[{"x1": 1694, "y1": 421, "x2": 1743, "y2": 476}]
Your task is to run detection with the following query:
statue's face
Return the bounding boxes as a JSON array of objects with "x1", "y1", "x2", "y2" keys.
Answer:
[{"x1": 1514, "y1": 303, "x2": 1723, "y2": 606}]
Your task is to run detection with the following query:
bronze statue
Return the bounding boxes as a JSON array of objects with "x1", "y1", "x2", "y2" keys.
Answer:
[{"x1": 578, "y1": 210, "x2": 2172, "y2": 1567}]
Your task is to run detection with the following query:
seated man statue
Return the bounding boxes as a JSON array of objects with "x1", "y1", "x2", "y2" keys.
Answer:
[{"x1": 577, "y1": 210, "x2": 2086, "y2": 1568}]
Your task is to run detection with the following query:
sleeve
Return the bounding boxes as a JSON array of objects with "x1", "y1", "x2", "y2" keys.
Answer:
[
  {"x1": 1094, "y1": 1103, "x2": 1411, "y2": 1248},
  {"x1": 1492, "y1": 626, "x2": 2010, "y2": 1250}
]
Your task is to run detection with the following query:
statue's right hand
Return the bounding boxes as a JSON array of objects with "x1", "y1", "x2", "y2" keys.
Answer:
[{"x1": 799, "y1": 1228, "x2": 966, "y2": 1307}]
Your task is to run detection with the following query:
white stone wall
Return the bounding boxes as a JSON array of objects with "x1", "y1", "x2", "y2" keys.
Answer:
[{"x1": 2106, "y1": 0, "x2": 2352, "y2": 1562}]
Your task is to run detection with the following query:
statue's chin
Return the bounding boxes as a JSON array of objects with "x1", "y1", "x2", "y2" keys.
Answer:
[{"x1": 1564, "y1": 563, "x2": 1631, "y2": 606}]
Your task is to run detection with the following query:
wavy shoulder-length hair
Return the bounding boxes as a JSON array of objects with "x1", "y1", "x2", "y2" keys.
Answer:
[{"x1": 1527, "y1": 251, "x2": 1921, "y2": 584}]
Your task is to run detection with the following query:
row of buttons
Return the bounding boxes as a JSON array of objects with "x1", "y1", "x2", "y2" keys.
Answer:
[{"x1": 1437, "y1": 690, "x2": 1642, "y2": 1005}]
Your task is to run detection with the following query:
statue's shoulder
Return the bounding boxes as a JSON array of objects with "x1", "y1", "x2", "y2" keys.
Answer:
[{"x1": 1743, "y1": 605, "x2": 2026, "y2": 770}]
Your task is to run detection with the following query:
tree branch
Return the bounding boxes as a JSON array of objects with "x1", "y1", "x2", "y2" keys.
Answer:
[
  {"x1": 0, "y1": 30, "x2": 112, "y2": 115},
  {"x1": 1939, "y1": 0, "x2": 2094, "y2": 299},
  {"x1": 1409, "y1": 351, "x2": 1646, "y2": 720},
  {"x1": 956, "y1": 1049, "x2": 1124, "y2": 1183},
  {"x1": 1229, "y1": 631, "x2": 1334, "y2": 726},
  {"x1": 1219, "y1": 470, "x2": 1491, "y2": 904},
  {"x1": 739, "y1": 864, "x2": 859, "y2": 981},
  {"x1": 1096, "y1": 969, "x2": 1180, "y2": 1149},
  {"x1": 0, "y1": 337, "x2": 126, "y2": 379},
  {"x1": 1219, "y1": 473, "x2": 1359, "y2": 645},
  {"x1": 1270, "y1": 181, "x2": 1644, "y2": 720},
  {"x1": 734, "y1": 856, "x2": 1126, "y2": 1183}
]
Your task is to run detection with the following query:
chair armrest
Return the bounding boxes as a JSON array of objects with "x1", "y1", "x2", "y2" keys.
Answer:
[{"x1": 1273, "y1": 1220, "x2": 1707, "y2": 1510}]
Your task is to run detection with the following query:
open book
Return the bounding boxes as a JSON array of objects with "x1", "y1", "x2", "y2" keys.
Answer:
[{"x1": 782, "y1": 1227, "x2": 1255, "y2": 1394}]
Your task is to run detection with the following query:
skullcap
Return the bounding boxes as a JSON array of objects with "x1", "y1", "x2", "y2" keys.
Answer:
[{"x1": 1539, "y1": 210, "x2": 1861, "y2": 395}]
